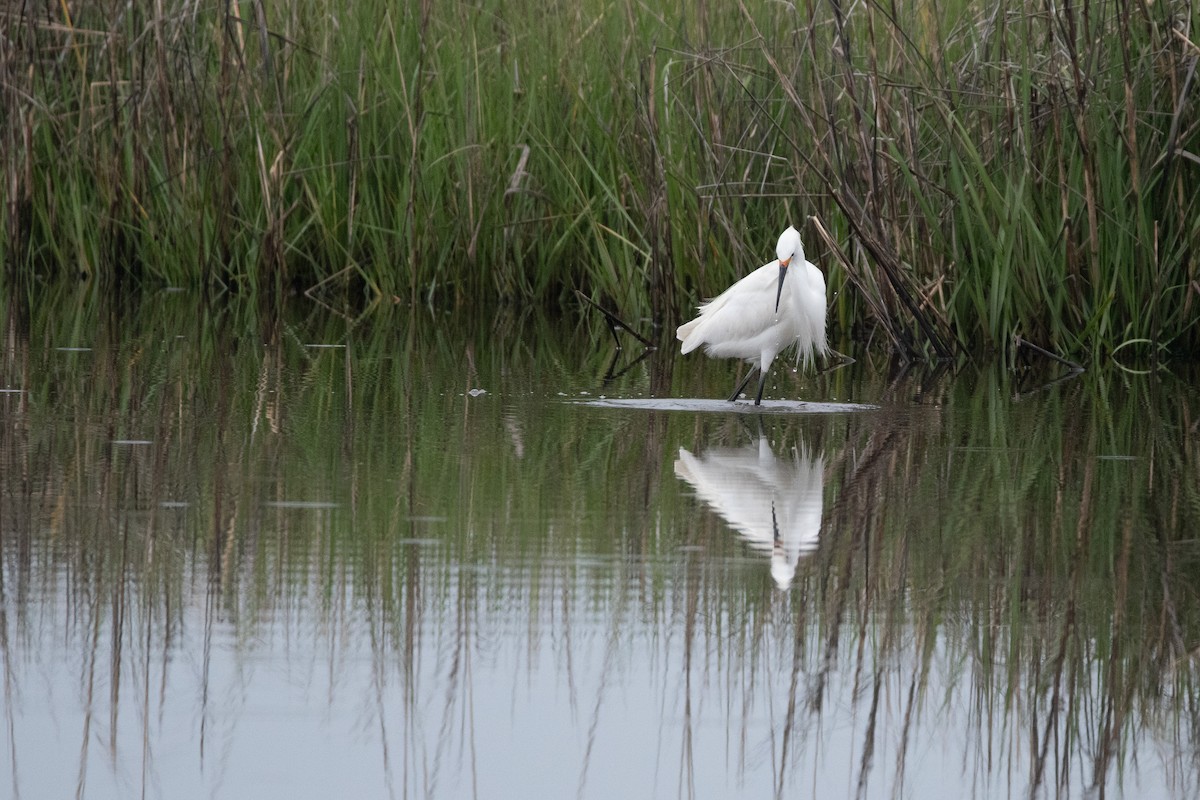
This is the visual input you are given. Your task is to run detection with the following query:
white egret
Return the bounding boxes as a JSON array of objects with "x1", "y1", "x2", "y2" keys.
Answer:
[
  {"x1": 676, "y1": 225, "x2": 828, "y2": 405},
  {"x1": 674, "y1": 437, "x2": 824, "y2": 590}
]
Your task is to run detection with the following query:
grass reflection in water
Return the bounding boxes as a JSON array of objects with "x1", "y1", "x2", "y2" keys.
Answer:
[{"x1": 0, "y1": 291, "x2": 1198, "y2": 799}]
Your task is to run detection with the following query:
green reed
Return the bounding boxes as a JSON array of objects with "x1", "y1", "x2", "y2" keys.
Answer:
[{"x1": 2, "y1": 0, "x2": 1198, "y2": 356}]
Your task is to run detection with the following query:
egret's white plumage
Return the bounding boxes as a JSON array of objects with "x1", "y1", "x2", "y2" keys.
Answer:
[
  {"x1": 677, "y1": 225, "x2": 827, "y2": 405},
  {"x1": 674, "y1": 437, "x2": 824, "y2": 589}
]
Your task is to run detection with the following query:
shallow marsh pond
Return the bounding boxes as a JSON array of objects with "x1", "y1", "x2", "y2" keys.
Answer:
[{"x1": 1, "y1": 292, "x2": 1198, "y2": 799}]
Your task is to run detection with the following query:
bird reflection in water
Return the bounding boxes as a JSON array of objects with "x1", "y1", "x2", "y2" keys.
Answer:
[{"x1": 675, "y1": 436, "x2": 824, "y2": 589}]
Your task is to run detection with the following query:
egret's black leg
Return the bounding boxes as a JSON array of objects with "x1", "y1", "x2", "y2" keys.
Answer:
[
  {"x1": 728, "y1": 367, "x2": 757, "y2": 402},
  {"x1": 753, "y1": 367, "x2": 770, "y2": 406}
]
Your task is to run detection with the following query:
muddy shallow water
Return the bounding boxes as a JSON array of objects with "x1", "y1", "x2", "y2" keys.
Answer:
[{"x1": 1, "y1": 291, "x2": 1198, "y2": 799}]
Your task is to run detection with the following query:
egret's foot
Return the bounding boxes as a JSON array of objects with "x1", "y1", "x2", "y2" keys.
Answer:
[
  {"x1": 728, "y1": 367, "x2": 757, "y2": 403},
  {"x1": 753, "y1": 371, "x2": 769, "y2": 405}
]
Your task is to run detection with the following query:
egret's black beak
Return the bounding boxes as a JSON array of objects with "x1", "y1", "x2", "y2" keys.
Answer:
[{"x1": 774, "y1": 259, "x2": 790, "y2": 314}]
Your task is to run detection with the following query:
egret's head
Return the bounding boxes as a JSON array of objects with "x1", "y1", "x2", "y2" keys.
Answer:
[
  {"x1": 773, "y1": 225, "x2": 802, "y2": 313},
  {"x1": 775, "y1": 225, "x2": 803, "y2": 268}
]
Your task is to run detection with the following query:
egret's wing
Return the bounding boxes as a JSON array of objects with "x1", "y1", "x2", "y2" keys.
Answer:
[{"x1": 677, "y1": 263, "x2": 780, "y2": 356}]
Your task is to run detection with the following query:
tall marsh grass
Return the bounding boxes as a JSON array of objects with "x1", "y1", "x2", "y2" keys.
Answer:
[{"x1": 2, "y1": 0, "x2": 1198, "y2": 356}]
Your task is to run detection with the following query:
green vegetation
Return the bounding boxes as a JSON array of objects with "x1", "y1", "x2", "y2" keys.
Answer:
[{"x1": 2, "y1": 0, "x2": 1198, "y2": 357}]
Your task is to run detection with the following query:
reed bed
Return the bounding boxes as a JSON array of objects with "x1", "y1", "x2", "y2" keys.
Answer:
[{"x1": 2, "y1": 0, "x2": 1198, "y2": 357}]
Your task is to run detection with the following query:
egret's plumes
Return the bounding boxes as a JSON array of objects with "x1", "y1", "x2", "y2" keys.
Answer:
[{"x1": 677, "y1": 225, "x2": 828, "y2": 405}]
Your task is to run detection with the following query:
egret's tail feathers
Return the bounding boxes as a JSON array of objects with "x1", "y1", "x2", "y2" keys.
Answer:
[
  {"x1": 676, "y1": 317, "x2": 704, "y2": 353},
  {"x1": 673, "y1": 447, "x2": 700, "y2": 482}
]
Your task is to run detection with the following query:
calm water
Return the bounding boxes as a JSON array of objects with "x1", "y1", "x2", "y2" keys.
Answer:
[{"x1": 1, "y1": 291, "x2": 1198, "y2": 799}]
